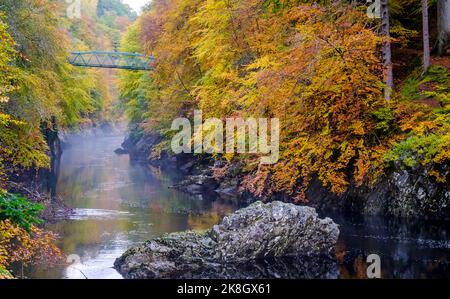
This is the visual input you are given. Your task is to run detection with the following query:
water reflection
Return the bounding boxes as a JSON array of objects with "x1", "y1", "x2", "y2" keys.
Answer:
[
  {"x1": 25, "y1": 134, "x2": 450, "y2": 279},
  {"x1": 27, "y1": 134, "x2": 238, "y2": 279},
  {"x1": 329, "y1": 212, "x2": 450, "y2": 279}
]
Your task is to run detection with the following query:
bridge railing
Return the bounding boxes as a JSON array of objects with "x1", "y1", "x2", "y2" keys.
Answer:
[{"x1": 68, "y1": 51, "x2": 155, "y2": 71}]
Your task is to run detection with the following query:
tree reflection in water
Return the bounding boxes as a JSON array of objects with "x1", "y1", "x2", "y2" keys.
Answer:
[{"x1": 25, "y1": 134, "x2": 450, "y2": 279}]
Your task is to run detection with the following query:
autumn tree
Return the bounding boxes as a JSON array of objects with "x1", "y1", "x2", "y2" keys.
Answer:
[
  {"x1": 121, "y1": 0, "x2": 392, "y2": 197},
  {"x1": 120, "y1": 0, "x2": 449, "y2": 201},
  {"x1": 381, "y1": 0, "x2": 394, "y2": 100},
  {"x1": 422, "y1": 0, "x2": 430, "y2": 73}
]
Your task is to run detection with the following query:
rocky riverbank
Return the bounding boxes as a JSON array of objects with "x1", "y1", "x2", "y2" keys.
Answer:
[
  {"x1": 114, "y1": 201, "x2": 340, "y2": 279},
  {"x1": 116, "y1": 131, "x2": 450, "y2": 220}
]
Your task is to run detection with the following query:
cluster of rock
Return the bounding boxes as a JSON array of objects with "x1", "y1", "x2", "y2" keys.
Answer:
[
  {"x1": 114, "y1": 201, "x2": 340, "y2": 279},
  {"x1": 117, "y1": 131, "x2": 164, "y2": 161}
]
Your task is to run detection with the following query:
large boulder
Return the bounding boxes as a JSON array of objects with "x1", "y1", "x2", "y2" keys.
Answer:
[{"x1": 114, "y1": 201, "x2": 340, "y2": 279}]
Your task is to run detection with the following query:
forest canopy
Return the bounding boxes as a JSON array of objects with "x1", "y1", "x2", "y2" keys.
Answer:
[{"x1": 118, "y1": 0, "x2": 449, "y2": 200}]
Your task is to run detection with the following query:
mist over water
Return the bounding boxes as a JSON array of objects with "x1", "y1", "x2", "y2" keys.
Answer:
[
  {"x1": 27, "y1": 133, "x2": 238, "y2": 279},
  {"x1": 25, "y1": 133, "x2": 450, "y2": 279}
]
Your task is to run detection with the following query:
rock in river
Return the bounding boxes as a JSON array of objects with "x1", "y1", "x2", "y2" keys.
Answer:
[
  {"x1": 114, "y1": 201, "x2": 340, "y2": 279},
  {"x1": 114, "y1": 148, "x2": 128, "y2": 155}
]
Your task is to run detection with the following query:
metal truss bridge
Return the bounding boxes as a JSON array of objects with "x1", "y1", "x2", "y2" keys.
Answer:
[{"x1": 68, "y1": 51, "x2": 154, "y2": 71}]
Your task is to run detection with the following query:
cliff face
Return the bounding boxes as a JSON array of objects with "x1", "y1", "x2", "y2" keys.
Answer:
[{"x1": 305, "y1": 167, "x2": 450, "y2": 220}]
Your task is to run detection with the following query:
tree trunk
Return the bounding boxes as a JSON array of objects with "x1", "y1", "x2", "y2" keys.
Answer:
[
  {"x1": 381, "y1": 0, "x2": 394, "y2": 100},
  {"x1": 423, "y1": 0, "x2": 430, "y2": 74},
  {"x1": 437, "y1": 0, "x2": 450, "y2": 56}
]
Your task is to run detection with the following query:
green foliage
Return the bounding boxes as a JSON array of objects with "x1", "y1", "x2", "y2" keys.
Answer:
[
  {"x1": 0, "y1": 191, "x2": 43, "y2": 231},
  {"x1": 97, "y1": 0, "x2": 137, "y2": 19},
  {"x1": 385, "y1": 132, "x2": 449, "y2": 168},
  {"x1": 118, "y1": 22, "x2": 149, "y2": 126},
  {"x1": 0, "y1": 14, "x2": 16, "y2": 103},
  {"x1": 0, "y1": 114, "x2": 50, "y2": 172},
  {"x1": 0, "y1": 0, "x2": 94, "y2": 127},
  {"x1": 0, "y1": 16, "x2": 50, "y2": 180},
  {"x1": 372, "y1": 107, "x2": 399, "y2": 136},
  {"x1": 401, "y1": 65, "x2": 449, "y2": 103},
  {"x1": 0, "y1": 265, "x2": 13, "y2": 279},
  {"x1": 388, "y1": 65, "x2": 450, "y2": 181}
]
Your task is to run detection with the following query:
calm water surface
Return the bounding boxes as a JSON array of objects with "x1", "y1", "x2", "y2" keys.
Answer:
[{"x1": 26, "y1": 134, "x2": 450, "y2": 279}]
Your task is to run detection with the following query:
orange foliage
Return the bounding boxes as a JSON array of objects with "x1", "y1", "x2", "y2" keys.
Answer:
[
  {"x1": 0, "y1": 220, "x2": 62, "y2": 271},
  {"x1": 125, "y1": 0, "x2": 449, "y2": 200}
]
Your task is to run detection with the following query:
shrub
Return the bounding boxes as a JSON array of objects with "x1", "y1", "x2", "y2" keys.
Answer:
[
  {"x1": 0, "y1": 219, "x2": 62, "y2": 272},
  {"x1": 0, "y1": 191, "x2": 43, "y2": 231}
]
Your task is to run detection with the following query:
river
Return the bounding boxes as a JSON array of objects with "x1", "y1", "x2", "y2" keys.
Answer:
[{"x1": 25, "y1": 134, "x2": 450, "y2": 279}]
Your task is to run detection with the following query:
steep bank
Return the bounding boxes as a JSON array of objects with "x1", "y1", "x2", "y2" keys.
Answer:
[
  {"x1": 117, "y1": 131, "x2": 450, "y2": 220},
  {"x1": 113, "y1": 0, "x2": 450, "y2": 222},
  {"x1": 7, "y1": 124, "x2": 124, "y2": 223}
]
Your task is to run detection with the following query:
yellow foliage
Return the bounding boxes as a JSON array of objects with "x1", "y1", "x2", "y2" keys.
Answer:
[
  {"x1": 123, "y1": 0, "x2": 449, "y2": 199},
  {"x1": 0, "y1": 220, "x2": 62, "y2": 270}
]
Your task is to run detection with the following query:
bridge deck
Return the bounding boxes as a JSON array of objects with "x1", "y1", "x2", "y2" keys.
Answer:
[{"x1": 68, "y1": 51, "x2": 154, "y2": 71}]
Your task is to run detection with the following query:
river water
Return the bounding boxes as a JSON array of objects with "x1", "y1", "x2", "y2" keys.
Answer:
[{"x1": 25, "y1": 134, "x2": 450, "y2": 279}]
